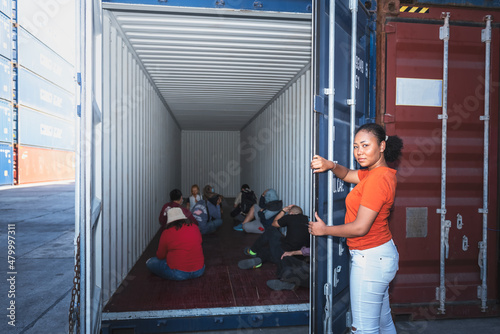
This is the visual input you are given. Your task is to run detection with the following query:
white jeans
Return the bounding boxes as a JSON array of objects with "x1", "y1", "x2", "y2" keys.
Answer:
[{"x1": 349, "y1": 239, "x2": 399, "y2": 334}]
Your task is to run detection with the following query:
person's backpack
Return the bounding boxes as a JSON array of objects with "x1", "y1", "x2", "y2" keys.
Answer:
[{"x1": 240, "y1": 190, "x2": 257, "y2": 214}]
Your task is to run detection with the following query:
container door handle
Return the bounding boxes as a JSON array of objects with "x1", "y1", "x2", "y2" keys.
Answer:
[
  {"x1": 457, "y1": 214, "x2": 462, "y2": 229},
  {"x1": 444, "y1": 220, "x2": 451, "y2": 259},
  {"x1": 462, "y1": 235, "x2": 469, "y2": 251},
  {"x1": 333, "y1": 265, "x2": 341, "y2": 288},
  {"x1": 478, "y1": 241, "x2": 485, "y2": 279},
  {"x1": 339, "y1": 238, "x2": 345, "y2": 256}
]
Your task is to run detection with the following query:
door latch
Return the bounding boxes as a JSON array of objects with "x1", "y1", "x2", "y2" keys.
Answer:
[{"x1": 333, "y1": 266, "x2": 342, "y2": 288}]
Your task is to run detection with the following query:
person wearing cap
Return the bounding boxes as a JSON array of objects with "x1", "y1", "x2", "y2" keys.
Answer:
[
  {"x1": 159, "y1": 189, "x2": 197, "y2": 228},
  {"x1": 191, "y1": 186, "x2": 224, "y2": 235},
  {"x1": 146, "y1": 207, "x2": 205, "y2": 280}
]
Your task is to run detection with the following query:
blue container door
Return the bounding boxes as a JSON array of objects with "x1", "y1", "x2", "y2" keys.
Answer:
[
  {"x1": 0, "y1": 99, "x2": 12, "y2": 142},
  {"x1": 0, "y1": 12, "x2": 10, "y2": 59},
  {"x1": 311, "y1": 1, "x2": 373, "y2": 333},
  {"x1": 0, "y1": 55, "x2": 11, "y2": 101},
  {"x1": 0, "y1": 0, "x2": 10, "y2": 18},
  {"x1": 0, "y1": 142, "x2": 13, "y2": 185}
]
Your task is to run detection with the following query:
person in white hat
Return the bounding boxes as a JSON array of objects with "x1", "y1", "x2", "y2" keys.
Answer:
[{"x1": 146, "y1": 207, "x2": 205, "y2": 280}]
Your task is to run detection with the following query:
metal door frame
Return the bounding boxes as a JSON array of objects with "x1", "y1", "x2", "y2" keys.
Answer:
[
  {"x1": 310, "y1": 1, "x2": 375, "y2": 333},
  {"x1": 76, "y1": 0, "x2": 103, "y2": 333}
]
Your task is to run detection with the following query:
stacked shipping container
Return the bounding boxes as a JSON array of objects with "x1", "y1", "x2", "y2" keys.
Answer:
[
  {"x1": 0, "y1": 2, "x2": 12, "y2": 185},
  {"x1": 15, "y1": 1, "x2": 76, "y2": 184},
  {"x1": 0, "y1": 0, "x2": 76, "y2": 186}
]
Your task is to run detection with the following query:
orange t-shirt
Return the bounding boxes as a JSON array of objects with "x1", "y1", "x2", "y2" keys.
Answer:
[{"x1": 345, "y1": 167, "x2": 397, "y2": 250}]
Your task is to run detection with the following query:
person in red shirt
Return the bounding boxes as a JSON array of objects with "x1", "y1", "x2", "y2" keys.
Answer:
[
  {"x1": 309, "y1": 123, "x2": 403, "y2": 334},
  {"x1": 159, "y1": 189, "x2": 197, "y2": 228},
  {"x1": 147, "y1": 207, "x2": 205, "y2": 280}
]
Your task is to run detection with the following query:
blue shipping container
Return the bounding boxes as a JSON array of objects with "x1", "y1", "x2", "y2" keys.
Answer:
[
  {"x1": 18, "y1": 27, "x2": 75, "y2": 91},
  {"x1": 0, "y1": 99, "x2": 12, "y2": 142},
  {"x1": 0, "y1": 142, "x2": 12, "y2": 185},
  {"x1": 0, "y1": 0, "x2": 10, "y2": 18},
  {"x1": 18, "y1": 106, "x2": 75, "y2": 151},
  {"x1": 18, "y1": 67, "x2": 74, "y2": 120},
  {"x1": 0, "y1": 12, "x2": 10, "y2": 59},
  {"x1": 0, "y1": 55, "x2": 11, "y2": 101}
]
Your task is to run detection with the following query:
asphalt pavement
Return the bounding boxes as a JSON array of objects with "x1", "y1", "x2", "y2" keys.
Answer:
[{"x1": 0, "y1": 182, "x2": 499, "y2": 334}]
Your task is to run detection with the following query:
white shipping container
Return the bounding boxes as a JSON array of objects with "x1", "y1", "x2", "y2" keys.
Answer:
[
  {"x1": 76, "y1": 1, "x2": 373, "y2": 333},
  {"x1": 77, "y1": 3, "x2": 315, "y2": 333}
]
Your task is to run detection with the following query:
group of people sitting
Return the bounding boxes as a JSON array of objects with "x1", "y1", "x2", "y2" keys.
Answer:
[{"x1": 146, "y1": 184, "x2": 311, "y2": 291}]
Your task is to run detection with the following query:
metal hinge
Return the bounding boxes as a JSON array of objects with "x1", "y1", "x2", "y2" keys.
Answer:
[
  {"x1": 324, "y1": 282, "x2": 332, "y2": 296},
  {"x1": 439, "y1": 12, "x2": 450, "y2": 41},
  {"x1": 481, "y1": 15, "x2": 492, "y2": 43},
  {"x1": 324, "y1": 88, "x2": 334, "y2": 96}
]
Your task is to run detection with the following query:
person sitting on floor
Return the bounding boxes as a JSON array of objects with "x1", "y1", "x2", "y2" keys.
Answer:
[
  {"x1": 266, "y1": 246, "x2": 310, "y2": 291},
  {"x1": 230, "y1": 184, "x2": 257, "y2": 223},
  {"x1": 146, "y1": 207, "x2": 205, "y2": 280},
  {"x1": 237, "y1": 204, "x2": 309, "y2": 269},
  {"x1": 187, "y1": 184, "x2": 201, "y2": 211},
  {"x1": 191, "y1": 188, "x2": 224, "y2": 235},
  {"x1": 234, "y1": 188, "x2": 282, "y2": 234},
  {"x1": 159, "y1": 189, "x2": 197, "y2": 229}
]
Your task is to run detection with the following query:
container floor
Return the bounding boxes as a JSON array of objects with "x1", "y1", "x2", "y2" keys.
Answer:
[{"x1": 103, "y1": 199, "x2": 309, "y2": 312}]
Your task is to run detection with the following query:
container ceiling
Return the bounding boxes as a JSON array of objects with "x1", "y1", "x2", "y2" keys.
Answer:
[{"x1": 105, "y1": 4, "x2": 312, "y2": 130}]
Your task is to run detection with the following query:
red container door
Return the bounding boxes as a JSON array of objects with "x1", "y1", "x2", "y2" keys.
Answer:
[
  {"x1": 384, "y1": 8, "x2": 499, "y2": 318},
  {"x1": 17, "y1": 145, "x2": 75, "y2": 184}
]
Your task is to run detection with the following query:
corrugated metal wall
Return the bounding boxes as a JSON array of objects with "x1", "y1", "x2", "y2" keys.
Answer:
[
  {"x1": 384, "y1": 7, "x2": 500, "y2": 313},
  {"x1": 181, "y1": 131, "x2": 240, "y2": 198},
  {"x1": 241, "y1": 70, "x2": 312, "y2": 215},
  {"x1": 101, "y1": 14, "x2": 181, "y2": 303}
]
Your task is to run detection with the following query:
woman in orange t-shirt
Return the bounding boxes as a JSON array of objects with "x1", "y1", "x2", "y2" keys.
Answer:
[{"x1": 309, "y1": 123, "x2": 403, "y2": 334}]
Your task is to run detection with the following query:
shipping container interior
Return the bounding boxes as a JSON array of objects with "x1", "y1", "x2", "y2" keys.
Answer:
[
  {"x1": 90, "y1": 1, "x2": 500, "y2": 332},
  {"x1": 99, "y1": 2, "x2": 314, "y2": 330}
]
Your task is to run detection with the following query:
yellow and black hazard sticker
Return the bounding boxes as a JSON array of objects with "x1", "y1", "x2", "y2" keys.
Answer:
[{"x1": 400, "y1": 6, "x2": 429, "y2": 14}]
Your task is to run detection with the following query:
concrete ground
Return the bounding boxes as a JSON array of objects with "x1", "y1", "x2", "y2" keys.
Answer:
[
  {"x1": 0, "y1": 183, "x2": 499, "y2": 334},
  {"x1": 0, "y1": 182, "x2": 75, "y2": 334}
]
